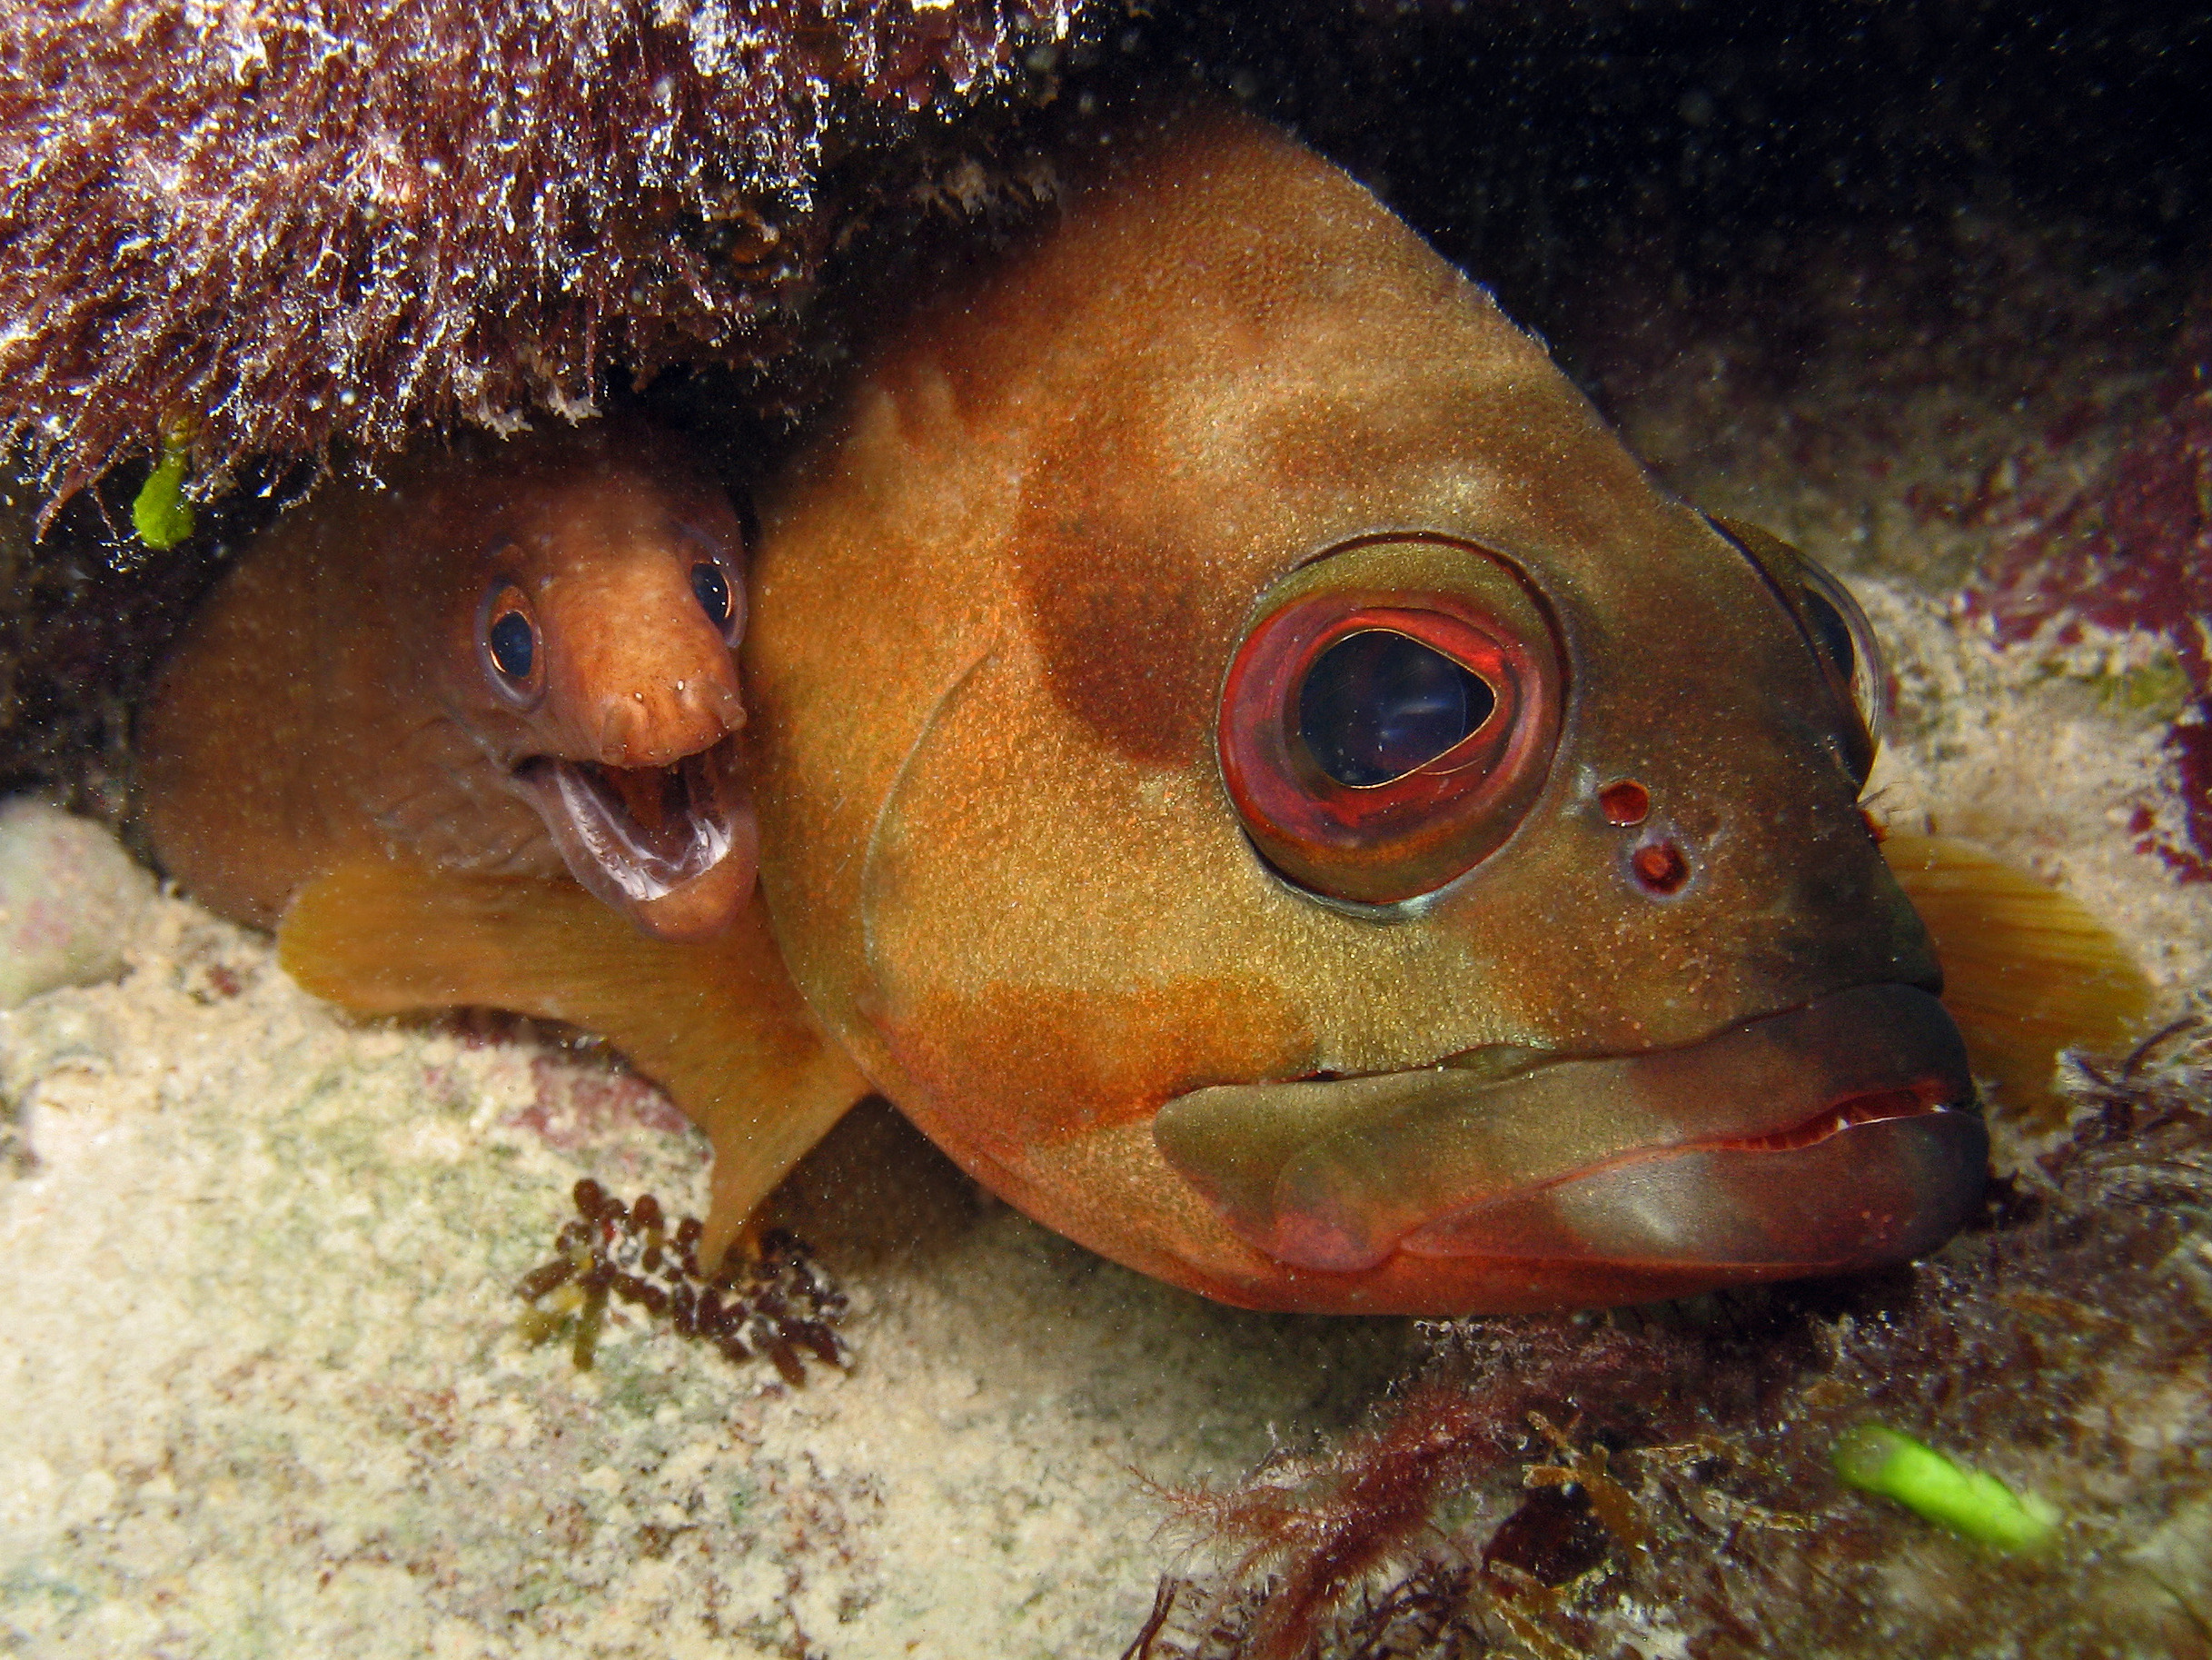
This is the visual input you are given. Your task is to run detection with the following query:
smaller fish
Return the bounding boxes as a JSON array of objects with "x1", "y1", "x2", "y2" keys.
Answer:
[
  {"x1": 146, "y1": 421, "x2": 864, "y2": 1270},
  {"x1": 141, "y1": 421, "x2": 758, "y2": 942}
]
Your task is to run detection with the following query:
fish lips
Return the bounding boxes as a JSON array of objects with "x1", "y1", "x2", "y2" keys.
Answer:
[
  {"x1": 1153, "y1": 983, "x2": 1988, "y2": 1281},
  {"x1": 511, "y1": 734, "x2": 759, "y2": 941}
]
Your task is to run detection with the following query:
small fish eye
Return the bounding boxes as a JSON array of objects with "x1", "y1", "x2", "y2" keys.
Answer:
[
  {"x1": 689, "y1": 561, "x2": 731, "y2": 628},
  {"x1": 488, "y1": 609, "x2": 536, "y2": 680}
]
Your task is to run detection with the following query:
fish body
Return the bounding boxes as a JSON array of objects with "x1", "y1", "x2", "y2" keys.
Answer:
[
  {"x1": 231, "y1": 108, "x2": 2135, "y2": 1316},
  {"x1": 740, "y1": 106, "x2": 1990, "y2": 1314},
  {"x1": 142, "y1": 422, "x2": 758, "y2": 943}
]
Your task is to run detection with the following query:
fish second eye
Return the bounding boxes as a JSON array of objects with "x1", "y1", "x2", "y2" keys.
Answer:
[
  {"x1": 1800, "y1": 584, "x2": 1856, "y2": 685},
  {"x1": 1707, "y1": 515, "x2": 1890, "y2": 779},
  {"x1": 1790, "y1": 554, "x2": 1890, "y2": 770},
  {"x1": 690, "y1": 562, "x2": 731, "y2": 627},
  {"x1": 488, "y1": 609, "x2": 535, "y2": 680},
  {"x1": 1299, "y1": 630, "x2": 1497, "y2": 788}
]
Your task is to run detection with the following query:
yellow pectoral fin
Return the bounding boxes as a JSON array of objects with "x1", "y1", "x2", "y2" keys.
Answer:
[
  {"x1": 1883, "y1": 834, "x2": 2157, "y2": 1128},
  {"x1": 280, "y1": 860, "x2": 871, "y2": 1270}
]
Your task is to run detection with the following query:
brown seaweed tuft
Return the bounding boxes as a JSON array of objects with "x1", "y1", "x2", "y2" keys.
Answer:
[
  {"x1": 1145, "y1": 1323, "x2": 1711, "y2": 1660},
  {"x1": 517, "y1": 1178, "x2": 849, "y2": 1387},
  {"x1": 1137, "y1": 1023, "x2": 2212, "y2": 1659},
  {"x1": 0, "y1": 0, "x2": 1083, "y2": 513}
]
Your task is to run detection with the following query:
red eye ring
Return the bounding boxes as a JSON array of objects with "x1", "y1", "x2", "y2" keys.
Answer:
[{"x1": 1220, "y1": 582, "x2": 1561, "y2": 905}]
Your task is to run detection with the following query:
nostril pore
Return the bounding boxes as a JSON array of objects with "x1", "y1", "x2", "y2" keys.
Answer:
[
  {"x1": 598, "y1": 701, "x2": 641, "y2": 761},
  {"x1": 1598, "y1": 779, "x2": 1650, "y2": 826},
  {"x1": 1632, "y1": 840, "x2": 1690, "y2": 895},
  {"x1": 687, "y1": 679, "x2": 747, "y2": 732}
]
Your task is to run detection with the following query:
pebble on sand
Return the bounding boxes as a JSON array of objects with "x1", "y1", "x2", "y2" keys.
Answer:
[{"x1": 0, "y1": 799, "x2": 154, "y2": 1009}]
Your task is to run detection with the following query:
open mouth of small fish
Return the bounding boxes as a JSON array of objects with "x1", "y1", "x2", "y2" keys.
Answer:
[
  {"x1": 1154, "y1": 983, "x2": 1987, "y2": 1277},
  {"x1": 512, "y1": 734, "x2": 750, "y2": 917}
]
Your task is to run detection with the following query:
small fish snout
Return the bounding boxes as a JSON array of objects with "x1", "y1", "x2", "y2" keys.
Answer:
[{"x1": 591, "y1": 676, "x2": 745, "y2": 769}]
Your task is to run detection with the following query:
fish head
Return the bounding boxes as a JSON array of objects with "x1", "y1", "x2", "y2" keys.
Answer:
[
  {"x1": 422, "y1": 422, "x2": 757, "y2": 941},
  {"x1": 747, "y1": 106, "x2": 1985, "y2": 1314}
]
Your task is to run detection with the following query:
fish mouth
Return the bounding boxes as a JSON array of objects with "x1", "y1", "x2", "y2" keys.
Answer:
[
  {"x1": 1153, "y1": 983, "x2": 1987, "y2": 1280},
  {"x1": 512, "y1": 733, "x2": 759, "y2": 941}
]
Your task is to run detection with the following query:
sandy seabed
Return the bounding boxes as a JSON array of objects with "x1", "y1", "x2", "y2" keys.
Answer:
[{"x1": 0, "y1": 892, "x2": 1415, "y2": 1657}]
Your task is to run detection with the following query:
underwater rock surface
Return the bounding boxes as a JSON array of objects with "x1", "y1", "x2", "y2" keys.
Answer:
[
  {"x1": 0, "y1": 800, "x2": 152, "y2": 1009},
  {"x1": 0, "y1": 0, "x2": 1086, "y2": 504}
]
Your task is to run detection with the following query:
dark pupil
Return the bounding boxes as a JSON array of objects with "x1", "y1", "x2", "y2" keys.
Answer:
[
  {"x1": 690, "y1": 562, "x2": 730, "y2": 626},
  {"x1": 488, "y1": 611, "x2": 534, "y2": 679},
  {"x1": 1299, "y1": 630, "x2": 1495, "y2": 788},
  {"x1": 1802, "y1": 587, "x2": 1856, "y2": 683}
]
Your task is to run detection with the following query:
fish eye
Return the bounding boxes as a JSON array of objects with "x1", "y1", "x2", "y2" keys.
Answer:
[
  {"x1": 1708, "y1": 516, "x2": 1890, "y2": 783},
  {"x1": 480, "y1": 581, "x2": 543, "y2": 701},
  {"x1": 489, "y1": 610, "x2": 534, "y2": 679},
  {"x1": 1791, "y1": 555, "x2": 1890, "y2": 754},
  {"x1": 489, "y1": 611, "x2": 534, "y2": 679},
  {"x1": 1299, "y1": 630, "x2": 1498, "y2": 788},
  {"x1": 1219, "y1": 540, "x2": 1563, "y2": 906},
  {"x1": 1800, "y1": 583, "x2": 1856, "y2": 684},
  {"x1": 689, "y1": 561, "x2": 731, "y2": 628}
]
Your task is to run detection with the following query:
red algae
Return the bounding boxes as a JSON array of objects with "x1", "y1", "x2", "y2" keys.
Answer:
[
  {"x1": 0, "y1": 0, "x2": 1085, "y2": 510},
  {"x1": 517, "y1": 1178, "x2": 849, "y2": 1385},
  {"x1": 1965, "y1": 310, "x2": 2212, "y2": 878},
  {"x1": 1146, "y1": 1325, "x2": 1711, "y2": 1660}
]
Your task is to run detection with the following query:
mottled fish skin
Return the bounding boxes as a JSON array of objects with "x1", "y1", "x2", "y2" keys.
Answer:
[
  {"x1": 141, "y1": 421, "x2": 758, "y2": 944},
  {"x1": 741, "y1": 104, "x2": 1989, "y2": 1314}
]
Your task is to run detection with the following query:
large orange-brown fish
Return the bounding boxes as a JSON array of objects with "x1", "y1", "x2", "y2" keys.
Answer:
[{"x1": 260, "y1": 107, "x2": 2147, "y2": 1314}]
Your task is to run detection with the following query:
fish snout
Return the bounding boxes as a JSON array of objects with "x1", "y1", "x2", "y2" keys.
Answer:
[
  {"x1": 1680, "y1": 804, "x2": 1948, "y2": 1005},
  {"x1": 589, "y1": 673, "x2": 745, "y2": 770},
  {"x1": 1154, "y1": 984, "x2": 1987, "y2": 1293},
  {"x1": 1582, "y1": 755, "x2": 1947, "y2": 1019}
]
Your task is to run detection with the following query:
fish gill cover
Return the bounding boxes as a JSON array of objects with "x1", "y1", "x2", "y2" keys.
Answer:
[{"x1": 0, "y1": 0, "x2": 1082, "y2": 512}]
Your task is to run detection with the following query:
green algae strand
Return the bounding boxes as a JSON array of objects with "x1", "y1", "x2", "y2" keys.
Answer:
[
  {"x1": 132, "y1": 416, "x2": 196, "y2": 550},
  {"x1": 1833, "y1": 1422, "x2": 2059, "y2": 1552}
]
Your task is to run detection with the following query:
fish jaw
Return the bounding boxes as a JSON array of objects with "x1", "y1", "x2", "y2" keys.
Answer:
[
  {"x1": 511, "y1": 734, "x2": 759, "y2": 941},
  {"x1": 1154, "y1": 983, "x2": 1986, "y2": 1287}
]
